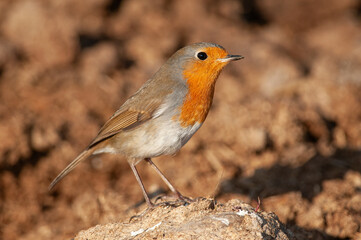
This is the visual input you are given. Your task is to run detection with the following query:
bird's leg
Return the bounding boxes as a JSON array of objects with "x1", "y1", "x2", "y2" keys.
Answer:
[
  {"x1": 129, "y1": 161, "x2": 188, "y2": 221},
  {"x1": 129, "y1": 163, "x2": 155, "y2": 208},
  {"x1": 144, "y1": 158, "x2": 193, "y2": 203}
]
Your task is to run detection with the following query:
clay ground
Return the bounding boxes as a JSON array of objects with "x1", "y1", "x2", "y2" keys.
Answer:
[{"x1": 1, "y1": 0, "x2": 361, "y2": 239}]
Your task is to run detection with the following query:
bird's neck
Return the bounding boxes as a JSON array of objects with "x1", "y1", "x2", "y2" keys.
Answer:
[{"x1": 178, "y1": 69, "x2": 220, "y2": 127}]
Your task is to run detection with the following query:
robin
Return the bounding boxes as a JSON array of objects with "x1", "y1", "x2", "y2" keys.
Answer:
[{"x1": 49, "y1": 42, "x2": 243, "y2": 208}]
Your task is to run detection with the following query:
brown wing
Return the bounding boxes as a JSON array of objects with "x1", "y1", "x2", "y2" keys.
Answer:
[
  {"x1": 87, "y1": 70, "x2": 179, "y2": 149},
  {"x1": 88, "y1": 100, "x2": 161, "y2": 148}
]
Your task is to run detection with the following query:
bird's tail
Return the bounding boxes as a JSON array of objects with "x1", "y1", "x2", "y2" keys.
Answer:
[{"x1": 49, "y1": 148, "x2": 95, "y2": 190}]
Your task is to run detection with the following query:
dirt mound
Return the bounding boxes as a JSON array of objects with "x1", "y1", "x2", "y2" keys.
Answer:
[{"x1": 75, "y1": 199, "x2": 294, "y2": 240}]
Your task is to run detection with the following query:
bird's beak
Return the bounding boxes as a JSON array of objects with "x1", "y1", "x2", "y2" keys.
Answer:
[{"x1": 217, "y1": 55, "x2": 244, "y2": 63}]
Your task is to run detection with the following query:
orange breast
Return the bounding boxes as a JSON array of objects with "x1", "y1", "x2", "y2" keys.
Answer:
[
  {"x1": 178, "y1": 47, "x2": 228, "y2": 127},
  {"x1": 178, "y1": 73, "x2": 216, "y2": 127}
]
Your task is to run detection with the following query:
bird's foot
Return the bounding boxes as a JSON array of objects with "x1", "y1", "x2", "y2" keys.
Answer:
[
  {"x1": 129, "y1": 199, "x2": 187, "y2": 222},
  {"x1": 129, "y1": 194, "x2": 204, "y2": 222},
  {"x1": 129, "y1": 205, "x2": 154, "y2": 222},
  {"x1": 154, "y1": 191, "x2": 201, "y2": 206}
]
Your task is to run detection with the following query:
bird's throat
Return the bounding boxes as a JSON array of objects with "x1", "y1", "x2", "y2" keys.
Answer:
[{"x1": 179, "y1": 67, "x2": 220, "y2": 127}]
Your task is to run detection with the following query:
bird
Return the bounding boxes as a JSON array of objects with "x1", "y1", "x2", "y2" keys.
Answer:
[{"x1": 49, "y1": 42, "x2": 243, "y2": 208}]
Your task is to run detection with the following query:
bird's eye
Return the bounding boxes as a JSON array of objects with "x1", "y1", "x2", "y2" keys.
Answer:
[{"x1": 197, "y1": 52, "x2": 208, "y2": 60}]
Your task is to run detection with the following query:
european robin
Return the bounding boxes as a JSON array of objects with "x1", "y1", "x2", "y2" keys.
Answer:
[{"x1": 49, "y1": 42, "x2": 243, "y2": 207}]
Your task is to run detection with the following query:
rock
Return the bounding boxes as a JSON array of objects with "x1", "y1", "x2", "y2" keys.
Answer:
[{"x1": 75, "y1": 199, "x2": 294, "y2": 240}]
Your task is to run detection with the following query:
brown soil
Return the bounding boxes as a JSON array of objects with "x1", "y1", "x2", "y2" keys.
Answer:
[{"x1": 1, "y1": 0, "x2": 361, "y2": 239}]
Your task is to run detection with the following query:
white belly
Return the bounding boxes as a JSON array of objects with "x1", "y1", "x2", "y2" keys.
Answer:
[
  {"x1": 138, "y1": 120, "x2": 202, "y2": 157},
  {"x1": 95, "y1": 118, "x2": 202, "y2": 160}
]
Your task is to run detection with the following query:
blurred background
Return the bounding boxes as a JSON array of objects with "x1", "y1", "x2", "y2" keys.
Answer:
[{"x1": 1, "y1": 0, "x2": 361, "y2": 239}]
